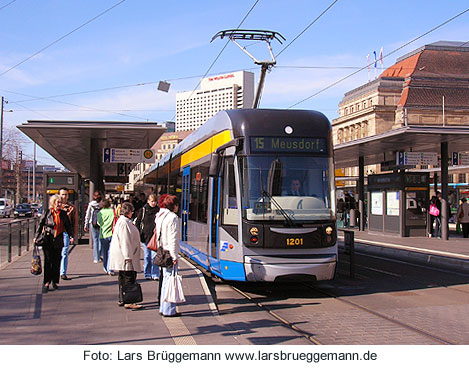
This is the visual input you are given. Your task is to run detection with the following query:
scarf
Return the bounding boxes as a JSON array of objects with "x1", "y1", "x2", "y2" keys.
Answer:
[{"x1": 51, "y1": 208, "x2": 65, "y2": 238}]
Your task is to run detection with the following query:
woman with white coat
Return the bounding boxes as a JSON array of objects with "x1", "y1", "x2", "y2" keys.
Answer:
[
  {"x1": 108, "y1": 201, "x2": 142, "y2": 309},
  {"x1": 155, "y1": 194, "x2": 180, "y2": 317}
]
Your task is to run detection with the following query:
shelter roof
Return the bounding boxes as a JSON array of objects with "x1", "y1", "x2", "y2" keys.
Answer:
[{"x1": 17, "y1": 120, "x2": 166, "y2": 180}]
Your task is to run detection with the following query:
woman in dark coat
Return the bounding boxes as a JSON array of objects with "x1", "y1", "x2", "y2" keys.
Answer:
[
  {"x1": 134, "y1": 193, "x2": 159, "y2": 280},
  {"x1": 34, "y1": 194, "x2": 74, "y2": 293}
]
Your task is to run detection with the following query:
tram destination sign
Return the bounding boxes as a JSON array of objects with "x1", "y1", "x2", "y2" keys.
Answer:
[
  {"x1": 103, "y1": 148, "x2": 155, "y2": 164},
  {"x1": 250, "y1": 136, "x2": 327, "y2": 154}
]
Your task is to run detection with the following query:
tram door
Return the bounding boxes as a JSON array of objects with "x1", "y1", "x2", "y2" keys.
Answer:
[
  {"x1": 181, "y1": 167, "x2": 190, "y2": 242},
  {"x1": 209, "y1": 171, "x2": 222, "y2": 274}
]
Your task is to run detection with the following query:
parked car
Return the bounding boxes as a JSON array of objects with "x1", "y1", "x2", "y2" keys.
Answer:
[
  {"x1": 0, "y1": 198, "x2": 13, "y2": 218},
  {"x1": 14, "y1": 203, "x2": 34, "y2": 218}
]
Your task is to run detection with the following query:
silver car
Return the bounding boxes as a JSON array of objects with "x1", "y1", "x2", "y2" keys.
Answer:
[{"x1": 0, "y1": 198, "x2": 13, "y2": 218}]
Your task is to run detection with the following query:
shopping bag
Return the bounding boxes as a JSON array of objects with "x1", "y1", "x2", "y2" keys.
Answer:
[
  {"x1": 429, "y1": 204, "x2": 440, "y2": 216},
  {"x1": 164, "y1": 270, "x2": 185, "y2": 304},
  {"x1": 30, "y1": 245, "x2": 42, "y2": 276}
]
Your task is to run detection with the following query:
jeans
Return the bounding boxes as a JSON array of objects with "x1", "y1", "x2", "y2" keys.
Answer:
[
  {"x1": 100, "y1": 237, "x2": 112, "y2": 273},
  {"x1": 142, "y1": 242, "x2": 158, "y2": 279},
  {"x1": 90, "y1": 225, "x2": 101, "y2": 262},
  {"x1": 160, "y1": 265, "x2": 178, "y2": 316},
  {"x1": 60, "y1": 232, "x2": 70, "y2": 275},
  {"x1": 431, "y1": 215, "x2": 441, "y2": 237}
]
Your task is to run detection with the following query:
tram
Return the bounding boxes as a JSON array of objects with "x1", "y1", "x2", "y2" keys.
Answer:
[{"x1": 152, "y1": 109, "x2": 337, "y2": 282}]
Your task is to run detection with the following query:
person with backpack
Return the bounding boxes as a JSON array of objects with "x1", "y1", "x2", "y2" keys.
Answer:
[{"x1": 84, "y1": 191, "x2": 103, "y2": 263}]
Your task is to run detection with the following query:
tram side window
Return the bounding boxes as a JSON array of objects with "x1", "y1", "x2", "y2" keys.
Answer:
[
  {"x1": 188, "y1": 165, "x2": 209, "y2": 223},
  {"x1": 221, "y1": 156, "x2": 238, "y2": 226}
]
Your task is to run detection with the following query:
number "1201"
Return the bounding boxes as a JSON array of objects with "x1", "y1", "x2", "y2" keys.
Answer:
[{"x1": 286, "y1": 238, "x2": 303, "y2": 246}]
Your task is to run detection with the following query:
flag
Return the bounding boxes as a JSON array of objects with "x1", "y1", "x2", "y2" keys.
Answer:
[
  {"x1": 379, "y1": 47, "x2": 383, "y2": 66},
  {"x1": 373, "y1": 51, "x2": 377, "y2": 68}
]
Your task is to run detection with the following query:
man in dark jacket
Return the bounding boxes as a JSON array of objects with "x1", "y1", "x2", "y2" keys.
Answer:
[{"x1": 134, "y1": 194, "x2": 159, "y2": 280}]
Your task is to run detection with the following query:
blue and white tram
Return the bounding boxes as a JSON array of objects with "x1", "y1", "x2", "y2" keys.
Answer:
[{"x1": 149, "y1": 109, "x2": 337, "y2": 282}]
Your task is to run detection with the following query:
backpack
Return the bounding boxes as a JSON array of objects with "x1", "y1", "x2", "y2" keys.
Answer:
[{"x1": 91, "y1": 206, "x2": 100, "y2": 228}]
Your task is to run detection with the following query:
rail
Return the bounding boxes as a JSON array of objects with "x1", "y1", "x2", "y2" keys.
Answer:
[{"x1": 0, "y1": 217, "x2": 39, "y2": 267}]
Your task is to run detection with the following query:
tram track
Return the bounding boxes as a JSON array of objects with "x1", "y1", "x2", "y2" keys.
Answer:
[
  {"x1": 303, "y1": 283, "x2": 456, "y2": 345},
  {"x1": 343, "y1": 249, "x2": 469, "y2": 296},
  {"x1": 227, "y1": 277, "x2": 457, "y2": 345},
  {"x1": 229, "y1": 284, "x2": 323, "y2": 345}
]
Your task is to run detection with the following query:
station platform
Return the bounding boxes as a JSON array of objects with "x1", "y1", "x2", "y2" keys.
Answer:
[
  {"x1": 1, "y1": 230, "x2": 469, "y2": 345},
  {"x1": 0, "y1": 242, "x2": 312, "y2": 345}
]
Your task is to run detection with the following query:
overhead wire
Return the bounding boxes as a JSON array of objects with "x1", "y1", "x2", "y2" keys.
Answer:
[
  {"x1": 2, "y1": 88, "x2": 150, "y2": 121},
  {"x1": 0, "y1": 0, "x2": 128, "y2": 79},
  {"x1": 170, "y1": 0, "x2": 261, "y2": 121},
  {"x1": 275, "y1": 0, "x2": 340, "y2": 59},
  {"x1": 288, "y1": 6, "x2": 469, "y2": 109},
  {"x1": 0, "y1": 0, "x2": 17, "y2": 12}
]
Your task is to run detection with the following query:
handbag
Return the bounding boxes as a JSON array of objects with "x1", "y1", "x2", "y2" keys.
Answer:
[
  {"x1": 121, "y1": 282, "x2": 143, "y2": 304},
  {"x1": 429, "y1": 204, "x2": 440, "y2": 216},
  {"x1": 30, "y1": 245, "x2": 42, "y2": 275},
  {"x1": 146, "y1": 229, "x2": 158, "y2": 252},
  {"x1": 120, "y1": 260, "x2": 143, "y2": 304},
  {"x1": 154, "y1": 247, "x2": 173, "y2": 267},
  {"x1": 163, "y1": 268, "x2": 185, "y2": 304}
]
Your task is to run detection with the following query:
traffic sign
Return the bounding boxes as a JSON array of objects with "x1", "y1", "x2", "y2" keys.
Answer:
[{"x1": 103, "y1": 148, "x2": 154, "y2": 164}]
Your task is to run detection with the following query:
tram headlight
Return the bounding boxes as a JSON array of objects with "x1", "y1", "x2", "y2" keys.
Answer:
[{"x1": 322, "y1": 225, "x2": 336, "y2": 246}]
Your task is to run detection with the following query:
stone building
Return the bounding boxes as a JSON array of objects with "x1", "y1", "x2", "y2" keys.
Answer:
[{"x1": 332, "y1": 41, "x2": 469, "y2": 186}]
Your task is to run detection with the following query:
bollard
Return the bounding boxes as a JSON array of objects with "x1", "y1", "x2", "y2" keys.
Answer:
[
  {"x1": 343, "y1": 230, "x2": 355, "y2": 278},
  {"x1": 349, "y1": 209, "x2": 358, "y2": 227}
]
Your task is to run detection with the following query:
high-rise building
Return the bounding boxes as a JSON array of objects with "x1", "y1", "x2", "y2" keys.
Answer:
[{"x1": 175, "y1": 71, "x2": 255, "y2": 131}]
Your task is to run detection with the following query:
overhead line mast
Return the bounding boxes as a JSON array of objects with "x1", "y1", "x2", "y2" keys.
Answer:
[{"x1": 212, "y1": 29, "x2": 285, "y2": 109}]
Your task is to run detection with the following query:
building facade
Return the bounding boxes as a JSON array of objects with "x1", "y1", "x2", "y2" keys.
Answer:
[
  {"x1": 332, "y1": 41, "x2": 469, "y2": 186},
  {"x1": 175, "y1": 71, "x2": 255, "y2": 131}
]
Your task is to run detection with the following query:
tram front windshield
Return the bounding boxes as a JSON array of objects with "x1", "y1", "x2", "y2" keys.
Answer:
[{"x1": 240, "y1": 156, "x2": 333, "y2": 222}]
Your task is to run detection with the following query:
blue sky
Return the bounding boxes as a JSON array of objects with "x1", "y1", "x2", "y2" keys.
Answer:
[{"x1": 1, "y1": 0, "x2": 468, "y2": 166}]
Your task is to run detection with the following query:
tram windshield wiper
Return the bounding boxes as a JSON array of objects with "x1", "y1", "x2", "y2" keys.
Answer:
[{"x1": 262, "y1": 190, "x2": 295, "y2": 227}]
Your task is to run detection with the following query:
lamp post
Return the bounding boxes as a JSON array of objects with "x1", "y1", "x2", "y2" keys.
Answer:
[{"x1": 0, "y1": 97, "x2": 4, "y2": 197}]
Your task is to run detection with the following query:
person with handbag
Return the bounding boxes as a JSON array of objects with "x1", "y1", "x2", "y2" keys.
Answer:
[
  {"x1": 456, "y1": 197, "x2": 469, "y2": 238},
  {"x1": 155, "y1": 194, "x2": 181, "y2": 317},
  {"x1": 108, "y1": 201, "x2": 143, "y2": 310},
  {"x1": 429, "y1": 195, "x2": 441, "y2": 238},
  {"x1": 34, "y1": 194, "x2": 75, "y2": 293},
  {"x1": 134, "y1": 193, "x2": 159, "y2": 280}
]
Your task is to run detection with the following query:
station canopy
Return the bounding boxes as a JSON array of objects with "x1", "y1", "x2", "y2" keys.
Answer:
[
  {"x1": 334, "y1": 125, "x2": 469, "y2": 169},
  {"x1": 17, "y1": 120, "x2": 166, "y2": 181}
]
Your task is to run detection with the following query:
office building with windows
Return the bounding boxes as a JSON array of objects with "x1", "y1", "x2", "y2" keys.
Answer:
[{"x1": 175, "y1": 71, "x2": 255, "y2": 131}]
